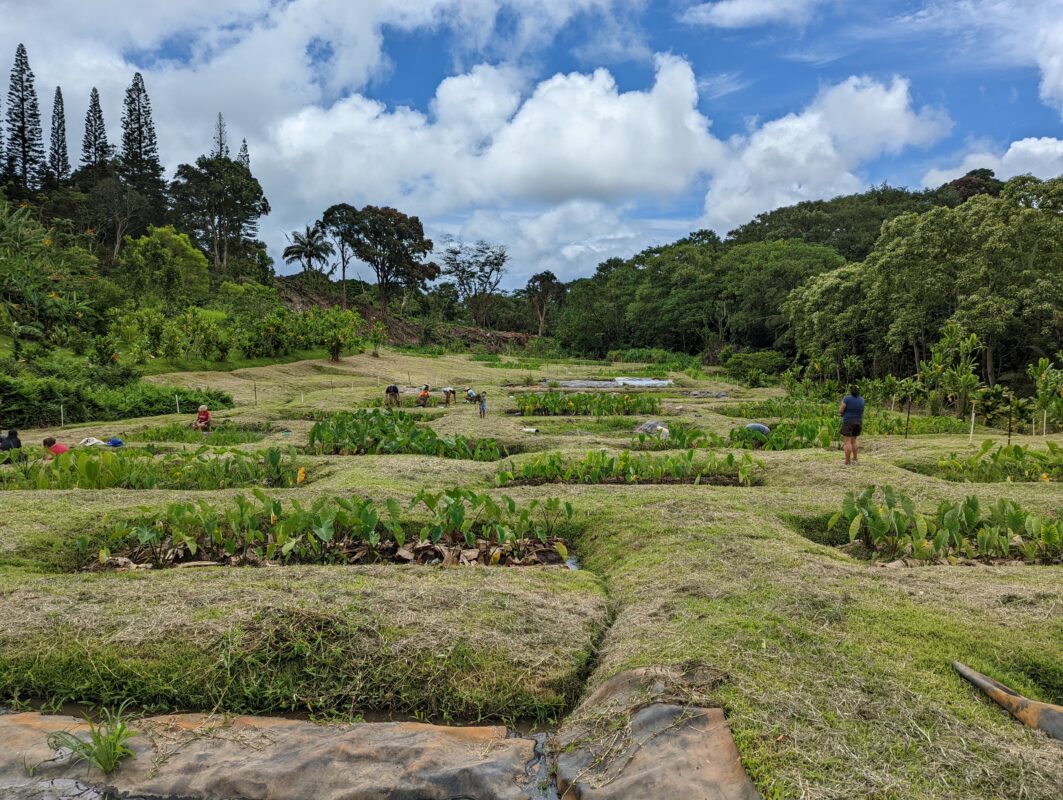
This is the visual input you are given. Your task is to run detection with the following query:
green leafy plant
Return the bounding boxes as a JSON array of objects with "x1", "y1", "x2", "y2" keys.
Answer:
[
  {"x1": 931, "y1": 440, "x2": 1062, "y2": 483},
  {"x1": 514, "y1": 391, "x2": 661, "y2": 417},
  {"x1": 129, "y1": 420, "x2": 270, "y2": 445},
  {"x1": 307, "y1": 409, "x2": 504, "y2": 460},
  {"x1": 828, "y1": 484, "x2": 1062, "y2": 563},
  {"x1": 46, "y1": 704, "x2": 137, "y2": 775},
  {"x1": 0, "y1": 446, "x2": 303, "y2": 490},
  {"x1": 94, "y1": 488, "x2": 575, "y2": 568},
  {"x1": 496, "y1": 449, "x2": 761, "y2": 487}
]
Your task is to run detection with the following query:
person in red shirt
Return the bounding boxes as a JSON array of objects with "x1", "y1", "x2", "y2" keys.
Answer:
[
  {"x1": 42, "y1": 437, "x2": 70, "y2": 457},
  {"x1": 194, "y1": 405, "x2": 212, "y2": 432}
]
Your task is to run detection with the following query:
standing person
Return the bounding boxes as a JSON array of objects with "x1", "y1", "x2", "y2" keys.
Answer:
[
  {"x1": 193, "y1": 405, "x2": 212, "y2": 432},
  {"x1": 478, "y1": 391, "x2": 488, "y2": 420},
  {"x1": 385, "y1": 383, "x2": 400, "y2": 407},
  {"x1": 840, "y1": 385, "x2": 865, "y2": 465},
  {"x1": 42, "y1": 437, "x2": 70, "y2": 457}
]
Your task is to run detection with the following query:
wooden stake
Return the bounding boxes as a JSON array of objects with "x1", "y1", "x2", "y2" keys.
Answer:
[
  {"x1": 968, "y1": 403, "x2": 975, "y2": 445},
  {"x1": 904, "y1": 398, "x2": 912, "y2": 440},
  {"x1": 176, "y1": 395, "x2": 181, "y2": 415}
]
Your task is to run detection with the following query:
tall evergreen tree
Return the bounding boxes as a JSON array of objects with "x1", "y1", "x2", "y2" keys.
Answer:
[
  {"x1": 80, "y1": 87, "x2": 112, "y2": 169},
  {"x1": 48, "y1": 86, "x2": 70, "y2": 181},
  {"x1": 119, "y1": 72, "x2": 164, "y2": 218},
  {"x1": 237, "y1": 137, "x2": 250, "y2": 168},
  {"x1": 211, "y1": 112, "x2": 229, "y2": 159},
  {"x1": 4, "y1": 43, "x2": 46, "y2": 190}
]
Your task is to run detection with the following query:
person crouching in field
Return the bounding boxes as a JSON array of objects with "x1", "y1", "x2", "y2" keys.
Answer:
[
  {"x1": 478, "y1": 392, "x2": 488, "y2": 419},
  {"x1": 193, "y1": 405, "x2": 212, "y2": 432},
  {"x1": 840, "y1": 385, "x2": 865, "y2": 465},
  {"x1": 417, "y1": 385, "x2": 431, "y2": 407},
  {"x1": 385, "y1": 384, "x2": 400, "y2": 407}
]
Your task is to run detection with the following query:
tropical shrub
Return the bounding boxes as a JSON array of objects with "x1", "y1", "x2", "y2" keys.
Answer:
[
  {"x1": 0, "y1": 373, "x2": 233, "y2": 429},
  {"x1": 717, "y1": 398, "x2": 969, "y2": 434},
  {"x1": 308, "y1": 409, "x2": 504, "y2": 460},
  {"x1": 496, "y1": 449, "x2": 760, "y2": 486},
  {"x1": 0, "y1": 446, "x2": 303, "y2": 490},
  {"x1": 931, "y1": 441, "x2": 1062, "y2": 483},
  {"x1": 94, "y1": 488, "x2": 574, "y2": 568},
  {"x1": 514, "y1": 392, "x2": 661, "y2": 416},
  {"x1": 829, "y1": 485, "x2": 1062, "y2": 563},
  {"x1": 129, "y1": 420, "x2": 270, "y2": 445}
]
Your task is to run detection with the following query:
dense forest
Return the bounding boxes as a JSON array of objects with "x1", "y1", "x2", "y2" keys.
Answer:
[{"x1": 1, "y1": 41, "x2": 1061, "y2": 428}]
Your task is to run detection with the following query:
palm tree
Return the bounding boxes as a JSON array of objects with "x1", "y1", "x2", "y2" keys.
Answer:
[{"x1": 283, "y1": 224, "x2": 335, "y2": 274}]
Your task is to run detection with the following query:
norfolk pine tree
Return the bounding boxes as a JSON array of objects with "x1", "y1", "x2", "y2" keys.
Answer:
[
  {"x1": 119, "y1": 72, "x2": 165, "y2": 219},
  {"x1": 4, "y1": 43, "x2": 46, "y2": 190},
  {"x1": 48, "y1": 86, "x2": 70, "y2": 181},
  {"x1": 81, "y1": 87, "x2": 113, "y2": 172}
]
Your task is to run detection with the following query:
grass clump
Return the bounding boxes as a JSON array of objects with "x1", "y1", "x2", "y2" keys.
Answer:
[
  {"x1": 829, "y1": 484, "x2": 1063, "y2": 562},
  {"x1": 129, "y1": 420, "x2": 270, "y2": 445},
  {"x1": 496, "y1": 449, "x2": 761, "y2": 487},
  {"x1": 45, "y1": 704, "x2": 137, "y2": 775},
  {"x1": 93, "y1": 488, "x2": 575, "y2": 569},
  {"x1": 307, "y1": 409, "x2": 504, "y2": 460},
  {"x1": 0, "y1": 446, "x2": 304, "y2": 491},
  {"x1": 630, "y1": 424, "x2": 721, "y2": 450},
  {"x1": 515, "y1": 391, "x2": 661, "y2": 417}
]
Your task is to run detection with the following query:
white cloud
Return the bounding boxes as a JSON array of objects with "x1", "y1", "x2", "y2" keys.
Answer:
[
  {"x1": 921, "y1": 137, "x2": 1063, "y2": 186},
  {"x1": 681, "y1": 0, "x2": 832, "y2": 28},
  {"x1": 880, "y1": 1, "x2": 1063, "y2": 120},
  {"x1": 697, "y1": 71, "x2": 755, "y2": 99},
  {"x1": 703, "y1": 76, "x2": 952, "y2": 231}
]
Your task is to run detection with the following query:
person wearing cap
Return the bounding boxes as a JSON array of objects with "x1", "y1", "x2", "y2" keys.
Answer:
[
  {"x1": 465, "y1": 387, "x2": 477, "y2": 403},
  {"x1": 193, "y1": 404, "x2": 212, "y2": 432}
]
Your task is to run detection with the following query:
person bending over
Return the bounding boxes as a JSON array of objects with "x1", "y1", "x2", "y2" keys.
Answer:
[
  {"x1": 840, "y1": 385, "x2": 865, "y2": 465},
  {"x1": 42, "y1": 437, "x2": 70, "y2": 459},
  {"x1": 385, "y1": 384, "x2": 400, "y2": 407}
]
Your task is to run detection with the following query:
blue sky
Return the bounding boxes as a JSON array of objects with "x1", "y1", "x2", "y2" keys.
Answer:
[{"x1": 3, "y1": 0, "x2": 1063, "y2": 285}]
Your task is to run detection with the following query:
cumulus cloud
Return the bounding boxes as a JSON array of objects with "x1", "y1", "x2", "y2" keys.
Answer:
[
  {"x1": 703, "y1": 76, "x2": 952, "y2": 231},
  {"x1": 681, "y1": 0, "x2": 832, "y2": 28},
  {"x1": 921, "y1": 137, "x2": 1063, "y2": 186}
]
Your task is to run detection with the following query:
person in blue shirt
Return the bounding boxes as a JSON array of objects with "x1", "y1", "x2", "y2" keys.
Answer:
[{"x1": 839, "y1": 385, "x2": 865, "y2": 465}]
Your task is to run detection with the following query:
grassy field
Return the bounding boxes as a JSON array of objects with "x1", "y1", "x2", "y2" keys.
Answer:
[{"x1": 1, "y1": 349, "x2": 1060, "y2": 798}]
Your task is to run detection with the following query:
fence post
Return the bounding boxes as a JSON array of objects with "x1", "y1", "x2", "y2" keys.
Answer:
[
  {"x1": 176, "y1": 395, "x2": 181, "y2": 415},
  {"x1": 968, "y1": 404, "x2": 975, "y2": 445},
  {"x1": 60, "y1": 404, "x2": 64, "y2": 428}
]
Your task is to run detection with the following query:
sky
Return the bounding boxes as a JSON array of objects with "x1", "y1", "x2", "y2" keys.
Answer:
[{"x1": 2, "y1": 0, "x2": 1063, "y2": 288}]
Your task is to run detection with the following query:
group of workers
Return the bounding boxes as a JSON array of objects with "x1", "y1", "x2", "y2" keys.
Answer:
[
  {"x1": 0, "y1": 403, "x2": 217, "y2": 464},
  {"x1": 385, "y1": 384, "x2": 488, "y2": 418}
]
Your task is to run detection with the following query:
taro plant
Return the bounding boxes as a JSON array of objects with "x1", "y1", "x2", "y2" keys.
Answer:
[
  {"x1": 828, "y1": 484, "x2": 1062, "y2": 563},
  {"x1": 307, "y1": 409, "x2": 504, "y2": 460},
  {"x1": 129, "y1": 420, "x2": 270, "y2": 445},
  {"x1": 514, "y1": 391, "x2": 661, "y2": 417},
  {"x1": 0, "y1": 446, "x2": 304, "y2": 490},
  {"x1": 93, "y1": 488, "x2": 576, "y2": 568},
  {"x1": 932, "y1": 440, "x2": 1062, "y2": 483},
  {"x1": 496, "y1": 449, "x2": 761, "y2": 487},
  {"x1": 630, "y1": 424, "x2": 723, "y2": 451}
]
